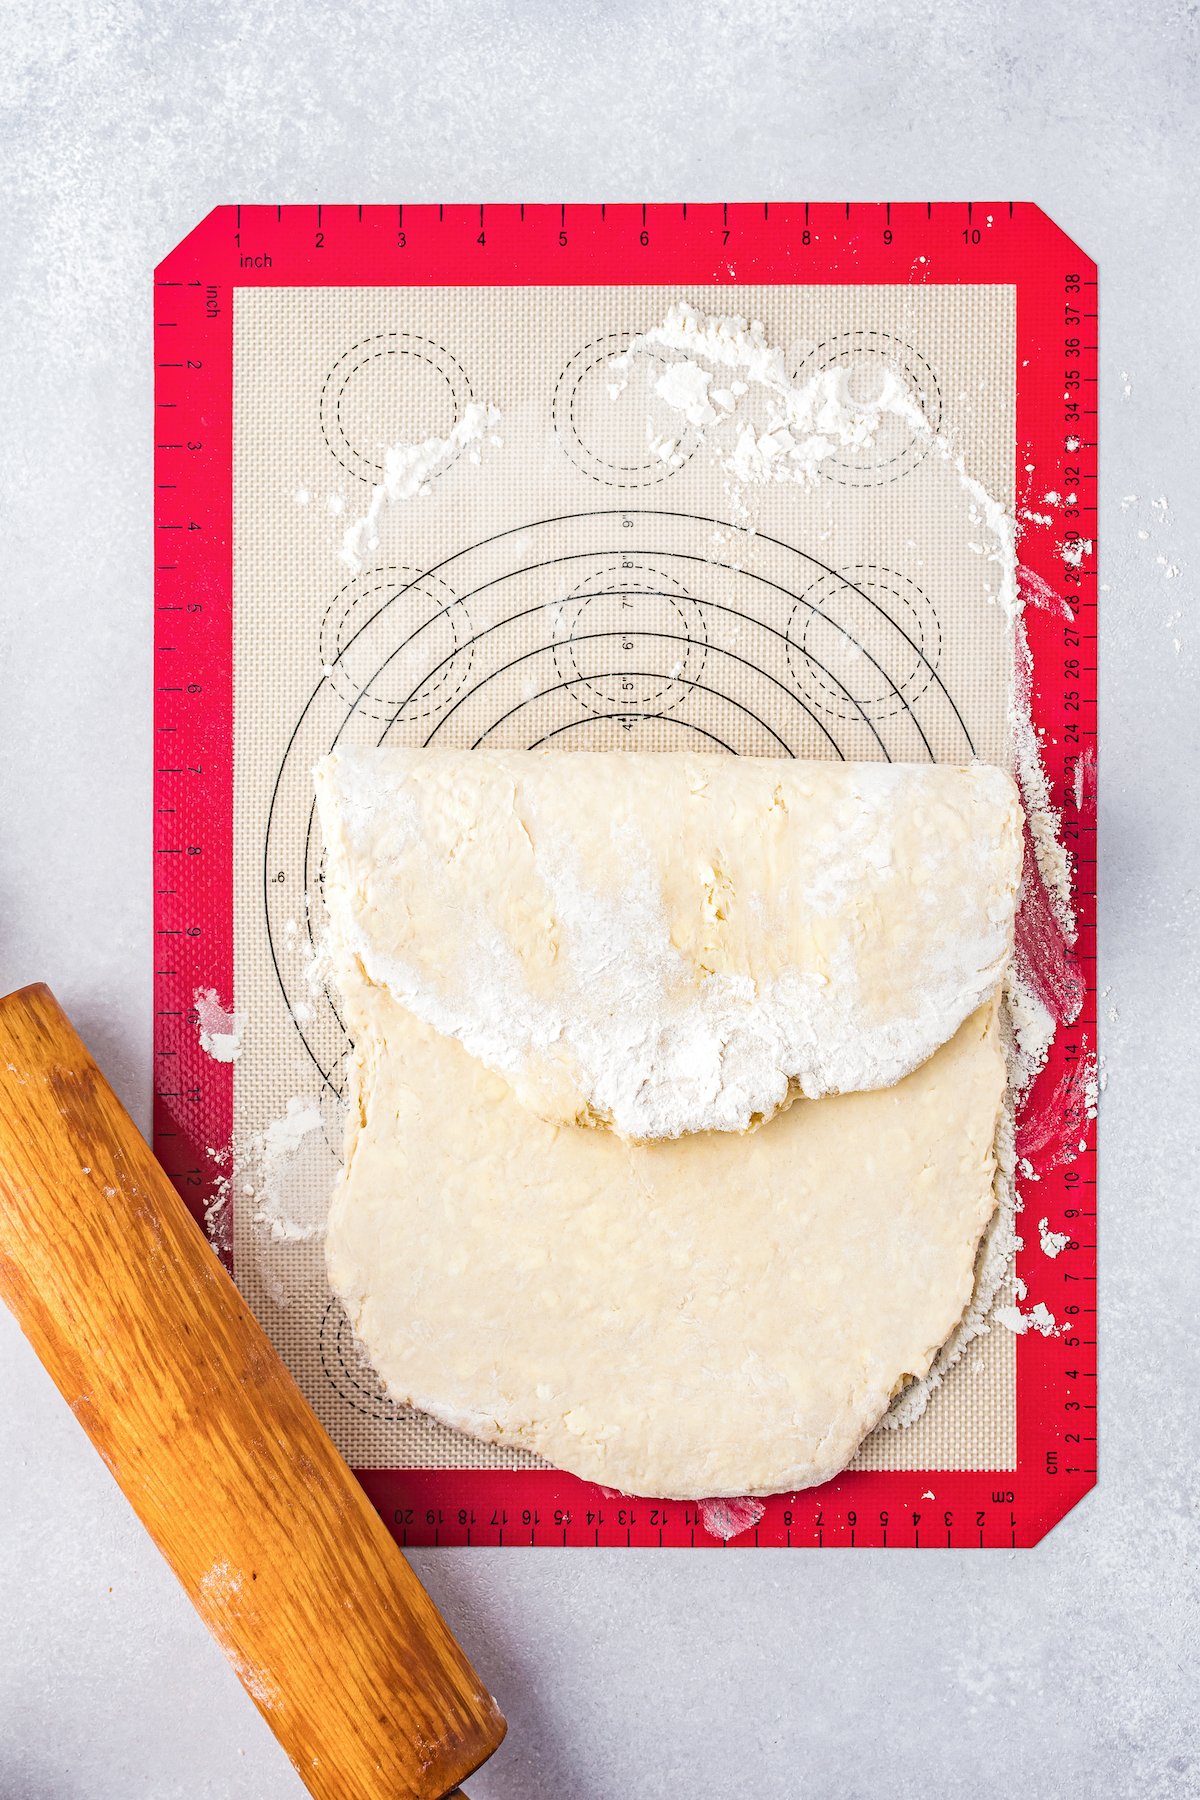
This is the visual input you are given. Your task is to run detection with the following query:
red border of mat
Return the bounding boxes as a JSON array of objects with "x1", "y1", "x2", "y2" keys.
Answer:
[{"x1": 154, "y1": 203, "x2": 1097, "y2": 1547}]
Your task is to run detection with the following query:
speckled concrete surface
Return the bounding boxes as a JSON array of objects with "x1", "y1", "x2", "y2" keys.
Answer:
[{"x1": 1, "y1": 3, "x2": 1197, "y2": 1796}]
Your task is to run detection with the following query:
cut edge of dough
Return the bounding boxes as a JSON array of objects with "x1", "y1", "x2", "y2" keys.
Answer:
[{"x1": 877, "y1": 999, "x2": 1020, "y2": 1435}]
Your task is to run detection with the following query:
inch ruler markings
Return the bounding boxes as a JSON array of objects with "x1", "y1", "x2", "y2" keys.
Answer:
[
  {"x1": 153, "y1": 271, "x2": 233, "y2": 1248},
  {"x1": 153, "y1": 203, "x2": 1097, "y2": 1547}
]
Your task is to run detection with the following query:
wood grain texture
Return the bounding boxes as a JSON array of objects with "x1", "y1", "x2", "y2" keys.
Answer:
[{"x1": 0, "y1": 985, "x2": 504, "y2": 1800}]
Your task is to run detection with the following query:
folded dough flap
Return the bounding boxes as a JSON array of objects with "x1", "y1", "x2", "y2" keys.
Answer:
[{"x1": 315, "y1": 747, "x2": 1022, "y2": 1141}]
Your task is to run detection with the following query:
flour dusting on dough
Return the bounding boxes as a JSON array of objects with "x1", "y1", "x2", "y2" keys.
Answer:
[{"x1": 317, "y1": 751, "x2": 1021, "y2": 1142}]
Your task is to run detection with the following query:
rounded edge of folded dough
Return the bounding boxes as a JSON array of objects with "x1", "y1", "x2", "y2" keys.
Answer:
[{"x1": 315, "y1": 748, "x2": 1024, "y2": 1141}]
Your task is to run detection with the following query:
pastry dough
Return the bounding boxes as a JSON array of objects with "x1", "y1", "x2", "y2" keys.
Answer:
[
  {"x1": 316, "y1": 748, "x2": 1020, "y2": 1140},
  {"x1": 315, "y1": 750, "x2": 1022, "y2": 1497}
]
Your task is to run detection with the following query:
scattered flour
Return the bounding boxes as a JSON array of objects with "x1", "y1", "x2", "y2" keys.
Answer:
[
  {"x1": 203, "y1": 1174, "x2": 232, "y2": 1259},
  {"x1": 198, "y1": 1571, "x2": 284, "y2": 1711},
  {"x1": 341, "y1": 401, "x2": 501, "y2": 573},
  {"x1": 609, "y1": 301, "x2": 1019, "y2": 621},
  {"x1": 1038, "y1": 1217, "x2": 1071, "y2": 1258},
  {"x1": 1005, "y1": 972, "x2": 1056, "y2": 1095},
  {"x1": 227, "y1": 1652, "x2": 282, "y2": 1713},
  {"x1": 993, "y1": 1301, "x2": 1059, "y2": 1338},
  {"x1": 1011, "y1": 628, "x2": 1076, "y2": 939},
  {"x1": 199, "y1": 1560, "x2": 243, "y2": 1602},
  {"x1": 194, "y1": 988, "x2": 246, "y2": 1064},
  {"x1": 249, "y1": 1098, "x2": 327, "y2": 1248}
]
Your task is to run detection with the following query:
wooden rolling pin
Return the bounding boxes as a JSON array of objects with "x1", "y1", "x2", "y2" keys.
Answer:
[{"x1": 0, "y1": 984, "x2": 505, "y2": 1800}]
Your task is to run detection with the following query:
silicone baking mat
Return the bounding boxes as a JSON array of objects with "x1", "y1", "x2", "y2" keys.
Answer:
[{"x1": 154, "y1": 205, "x2": 1097, "y2": 1547}]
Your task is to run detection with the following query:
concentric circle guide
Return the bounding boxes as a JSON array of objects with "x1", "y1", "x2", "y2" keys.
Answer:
[{"x1": 154, "y1": 203, "x2": 1097, "y2": 1549}]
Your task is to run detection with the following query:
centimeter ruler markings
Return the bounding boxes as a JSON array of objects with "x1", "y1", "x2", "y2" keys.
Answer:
[
  {"x1": 373, "y1": 1482, "x2": 1038, "y2": 1551},
  {"x1": 1049, "y1": 259, "x2": 1099, "y2": 1487},
  {"x1": 154, "y1": 204, "x2": 1097, "y2": 1546}
]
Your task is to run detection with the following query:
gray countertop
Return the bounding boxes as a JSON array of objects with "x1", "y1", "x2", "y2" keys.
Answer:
[{"x1": 2, "y1": 3, "x2": 1197, "y2": 1794}]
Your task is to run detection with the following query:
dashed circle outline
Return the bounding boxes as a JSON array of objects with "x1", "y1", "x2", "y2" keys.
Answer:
[
  {"x1": 318, "y1": 332, "x2": 474, "y2": 484},
  {"x1": 786, "y1": 563, "x2": 943, "y2": 721},
  {"x1": 791, "y1": 330, "x2": 943, "y2": 487},
  {"x1": 318, "y1": 564, "x2": 473, "y2": 724},
  {"x1": 552, "y1": 332, "x2": 697, "y2": 488},
  {"x1": 319, "y1": 1300, "x2": 405, "y2": 1423}
]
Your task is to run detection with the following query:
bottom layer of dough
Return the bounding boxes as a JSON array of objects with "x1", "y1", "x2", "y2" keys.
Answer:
[{"x1": 327, "y1": 987, "x2": 1005, "y2": 1499}]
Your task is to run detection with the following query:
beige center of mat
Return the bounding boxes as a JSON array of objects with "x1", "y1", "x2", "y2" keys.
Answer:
[{"x1": 232, "y1": 283, "x2": 1017, "y2": 1473}]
